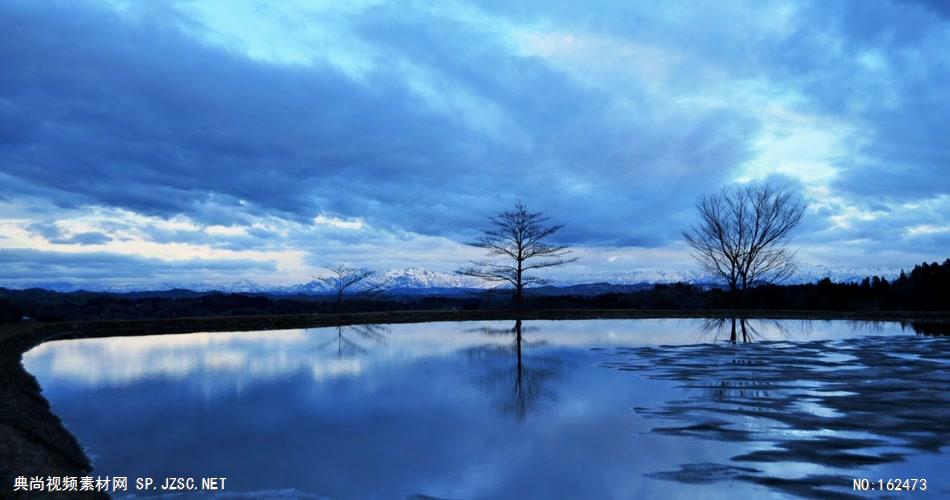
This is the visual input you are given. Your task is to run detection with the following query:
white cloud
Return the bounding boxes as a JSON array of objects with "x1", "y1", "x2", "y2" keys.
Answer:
[{"x1": 313, "y1": 214, "x2": 365, "y2": 230}]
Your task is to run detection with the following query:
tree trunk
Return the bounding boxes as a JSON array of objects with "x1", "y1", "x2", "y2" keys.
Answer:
[{"x1": 514, "y1": 258, "x2": 524, "y2": 307}]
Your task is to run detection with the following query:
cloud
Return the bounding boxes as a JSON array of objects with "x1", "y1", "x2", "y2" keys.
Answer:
[
  {"x1": 26, "y1": 221, "x2": 64, "y2": 240},
  {"x1": 0, "y1": 248, "x2": 276, "y2": 284},
  {"x1": 0, "y1": 0, "x2": 947, "y2": 286},
  {"x1": 0, "y1": 0, "x2": 755, "y2": 248},
  {"x1": 24, "y1": 221, "x2": 109, "y2": 245},
  {"x1": 897, "y1": 0, "x2": 950, "y2": 20},
  {"x1": 50, "y1": 232, "x2": 113, "y2": 246},
  {"x1": 751, "y1": 1, "x2": 950, "y2": 205}
]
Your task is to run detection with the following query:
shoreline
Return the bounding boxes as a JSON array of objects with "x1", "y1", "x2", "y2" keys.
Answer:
[
  {"x1": 1, "y1": 309, "x2": 948, "y2": 498},
  {"x1": 14, "y1": 308, "x2": 950, "y2": 342}
]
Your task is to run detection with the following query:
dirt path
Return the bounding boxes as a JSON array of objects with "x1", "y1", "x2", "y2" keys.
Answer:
[{"x1": 0, "y1": 323, "x2": 107, "y2": 499}]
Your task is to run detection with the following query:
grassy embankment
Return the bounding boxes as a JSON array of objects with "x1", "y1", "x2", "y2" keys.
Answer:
[{"x1": 2, "y1": 308, "x2": 948, "y2": 499}]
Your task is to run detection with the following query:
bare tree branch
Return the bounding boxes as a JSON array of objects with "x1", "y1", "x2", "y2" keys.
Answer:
[
  {"x1": 315, "y1": 264, "x2": 383, "y2": 305},
  {"x1": 682, "y1": 183, "x2": 806, "y2": 306},
  {"x1": 456, "y1": 202, "x2": 578, "y2": 305}
]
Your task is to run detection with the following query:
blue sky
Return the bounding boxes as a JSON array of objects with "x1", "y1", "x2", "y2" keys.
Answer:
[{"x1": 1, "y1": 0, "x2": 948, "y2": 287}]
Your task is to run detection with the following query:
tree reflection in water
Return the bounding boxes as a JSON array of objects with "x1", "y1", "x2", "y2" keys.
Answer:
[
  {"x1": 464, "y1": 320, "x2": 564, "y2": 419},
  {"x1": 849, "y1": 320, "x2": 950, "y2": 337},
  {"x1": 701, "y1": 317, "x2": 795, "y2": 343},
  {"x1": 313, "y1": 323, "x2": 390, "y2": 358},
  {"x1": 602, "y1": 332, "x2": 950, "y2": 498},
  {"x1": 905, "y1": 321, "x2": 950, "y2": 336}
]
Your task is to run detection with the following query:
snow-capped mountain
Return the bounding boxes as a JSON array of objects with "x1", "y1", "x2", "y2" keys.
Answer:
[
  {"x1": 198, "y1": 279, "x2": 269, "y2": 294},
  {"x1": 271, "y1": 268, "x2": 493, "y2": 295},
  {"x1": 0, "y1": 264, "x2": 907, "y2": 294},
  {"x1": 549, "y1": 264, "x2": 904, "y2": 287},
  {"x1": 0, "y1": 281, "x2": 192, "y2": 294},
  {"x1": 785, "y1": 264, "x2": 902, "y2": 284},
  {"x1": 382, "y1": 267, "x2": 490, "y2": 289},
  {"x1": 279, "y1": 279, "x2": 333, "y2": 295},
  {"x1": 547, "y1": 270, "x2": 694, "y2": 286}
]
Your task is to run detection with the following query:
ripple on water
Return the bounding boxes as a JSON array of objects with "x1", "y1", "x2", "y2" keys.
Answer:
[{"x1": 602, "y1": 334, "x2": 950, "y2": 497}]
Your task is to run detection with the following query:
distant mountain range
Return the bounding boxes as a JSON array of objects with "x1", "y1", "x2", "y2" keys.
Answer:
[{"x1": 0, "y1": 264, "x2": 905, "y2": 295}]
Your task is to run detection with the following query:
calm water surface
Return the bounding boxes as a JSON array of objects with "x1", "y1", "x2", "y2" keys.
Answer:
[{"x1": 22, "y1": 319, "x2": 950, "y2": 499}]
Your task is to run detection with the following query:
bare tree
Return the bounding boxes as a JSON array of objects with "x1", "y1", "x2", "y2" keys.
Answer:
[
  {"x1": 683, "y1": 183, "x2": 806, "y2": 306},
  {"x1": 317, "y1": 264, "x2": 384, "y2": 305},
  {"x1": 457, "y1": 202, "x2": 577, "y2": 306}
]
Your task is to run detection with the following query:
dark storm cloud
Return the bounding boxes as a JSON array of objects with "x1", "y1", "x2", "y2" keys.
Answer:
[
  {"x1": 761, "y1": 1, "x2": 950, "y2": 203},
  {"x1": 0, "y1": 0, "x2": 946, "y2": 270},
  {"x1": 141, "y1": 225, "x2": 270, "y2": 251},
  {"x1": 0, "y1": 248, "x2": 276, "y2": 282},
  {"x1": 0, "y1": 0, "x2": 755, "y2": 248},
  {"x1": 481, "y1": 0, "x2": 950, "y2": 205},
  {"x1": 26, "y1": 221, "x2": 111, "y2": 245}
]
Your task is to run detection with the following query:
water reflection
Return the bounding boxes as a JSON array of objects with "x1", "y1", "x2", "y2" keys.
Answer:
[
  {"x1": 699, "y1": 317, "x2": 829, "y2": 345},
  {"x1": 465, "y1": 320, "x2": 564, "y2": 419},
  {"x1": 603, "y1": 333, "x2": 950, "y2": 497},
  {"x1": 20, "y1": 319, "x2": 947, "y2": 499},
  {"x1": 906, "y1": 320, "x2": 950, "y2": 336},
  {"x1": 314, "y1": 324, "x2": 390, "y2": 358},
  {"x1": 702, "y1": 318, "x2": 777, "y2": 343},
  {"x1": 846, "y1": 319, "x2": 950, "y2": 337},
  {"x1": 696, "y1": 319, "x2": 785, "y2": 403},
  {"x1": 24, "y1": 318, "x2": 918, "y2": 388}
]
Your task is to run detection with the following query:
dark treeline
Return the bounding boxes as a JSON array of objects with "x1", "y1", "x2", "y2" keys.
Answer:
[
  {"x1": 0, "y1": 289, "x2": 481, "y2": 323},
  {"x1": 1, "y1": 259, "x2": 947, "y2": 323},
  {"x1": 562, "y1": 259, "x2": 950, "y2": 312},
  {"x1": 737, "y1": 259, "x2": 949, "y2": 311}
]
